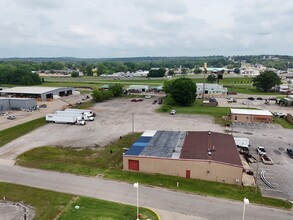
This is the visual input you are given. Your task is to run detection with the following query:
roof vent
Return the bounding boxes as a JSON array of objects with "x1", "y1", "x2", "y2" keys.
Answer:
[
  {"x1": 208, "y1": 151, "x2": 212, "y2": 156},
  {"x1": 208, "y1": 130, "x2": 211, "y2": 135}
]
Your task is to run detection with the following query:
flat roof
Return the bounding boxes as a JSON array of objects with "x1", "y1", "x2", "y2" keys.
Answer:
[
  {"x1": 1, "y1": 86, "x2": 71, "y2": 94},
  {"x1": 139, "y1": 131, "x2": 184, "y2": 158},
  {"x1": 125, "y1": 130, "x2": 242, "y2": 167},
  {"x1": 230, "y1": 108, "x2": 272, "y2": 116},
  {"x1": 180, "y1": 131, "x2": 242, "y2": 166}
]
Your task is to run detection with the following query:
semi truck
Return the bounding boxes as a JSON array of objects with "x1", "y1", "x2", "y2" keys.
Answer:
[
  {"x1": 46, "y1": 114, "x2": 86, "y2": 125},
  {"x1": 64, "y1": 109, "x2": 95, "y2": 117},
  {"x1": 55, "y1": 110, "x2": 94, "y2": 121}
]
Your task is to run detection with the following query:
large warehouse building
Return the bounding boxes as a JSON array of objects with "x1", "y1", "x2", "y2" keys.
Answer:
[
  {"x1": 0, "y1": 97, "x2": 37, "y2": 111},
  {"x1": 230, "y1": 108, "x2": 273, "y2": 123},
  {"x1": 0, "y1": 86, "x2": 74, "y2": 101},
  {"x1": 123, "y1": 130, "x2": 243, "y2": 185}
]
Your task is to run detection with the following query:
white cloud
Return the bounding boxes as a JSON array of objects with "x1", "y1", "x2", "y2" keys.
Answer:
[{"x1": 0, "y1": 0, "x2": 293, "y2": 57}]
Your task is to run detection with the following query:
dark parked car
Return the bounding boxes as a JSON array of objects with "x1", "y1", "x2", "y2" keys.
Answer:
[
  {"x1": 256, "y1": 97, "x2": 263, "y2": 100},
  {"x1": 131, "y1": 99, "x2": 137, "y2": 102},
  {"x1": 287, "y1": 149, "x2": 293, "y2": 158},
  {"x1": 247, "y1": 97, "x2": 255, "y2": 100}
]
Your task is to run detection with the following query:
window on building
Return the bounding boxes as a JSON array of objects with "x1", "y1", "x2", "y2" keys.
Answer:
[{"x1": 235, "y1": 116, "x2": 237, "y2": 120}]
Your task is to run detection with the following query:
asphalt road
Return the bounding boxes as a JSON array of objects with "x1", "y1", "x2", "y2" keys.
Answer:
[{"x1": 0, "y1": 165, "x2": 291, "y2": 220}]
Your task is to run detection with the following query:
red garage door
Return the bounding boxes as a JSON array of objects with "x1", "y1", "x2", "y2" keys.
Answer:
[{"x1": 129, "y1": 160, "x2": 139, "y2": 171}]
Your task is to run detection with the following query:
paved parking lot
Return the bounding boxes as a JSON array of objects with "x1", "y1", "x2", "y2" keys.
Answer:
[{"x1": 231, "y1": 123, "x2": 293, "y2": 201}]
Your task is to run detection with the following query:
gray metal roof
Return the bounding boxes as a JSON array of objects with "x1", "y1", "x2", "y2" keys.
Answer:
[
  {"x1": 1, "y1": 86, "x2": 69, "y2": 94},
  {"x1": 140, "y1": 131, "x2": 185, "y2": 158}
]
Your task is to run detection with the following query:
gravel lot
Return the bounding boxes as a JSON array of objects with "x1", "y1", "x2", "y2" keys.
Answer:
[
  {"x1": 0, "y1": 95, "x2": 292, "y2": 201},
  {"x1": 0, "y1": 98, "x2": 223, "y2": 160}
]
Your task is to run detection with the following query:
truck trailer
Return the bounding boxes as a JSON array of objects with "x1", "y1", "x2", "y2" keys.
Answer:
[
  {"x1": 64, "y1": 109, "x2": 95, "y2": 117},
  {"x1": 46, "y1": 114, "x2": 85, "y2": 125},
  {"x1": 55, "y1": 110, "x2": 94, "y2": 121},
  {"x1": 234, "y1": 137, "x2": 250, "y2": 149}
]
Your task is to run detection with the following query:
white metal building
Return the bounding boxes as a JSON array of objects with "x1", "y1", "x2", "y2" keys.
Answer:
[
  {"x1": 1, "y1": 86, "x2": 74, "y2": 101},
  {"x1": 196, "y1": 83, "x2": 228, "y2": 96}
]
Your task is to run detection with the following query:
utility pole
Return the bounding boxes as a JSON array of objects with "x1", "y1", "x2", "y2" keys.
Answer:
[
  {"x1": 202, "y1": 63, "x2": 207, "y2": 99},
  {"x1": 255, "y1": 151, "x2": 259, "y2": 193}
]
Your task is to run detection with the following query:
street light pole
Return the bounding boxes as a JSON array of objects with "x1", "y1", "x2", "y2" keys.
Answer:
[
  {"x1": 255, "y1": 151, "x2": 259, "y2": 193},
  {"x1": 133, "y1": 182, "x2": 139, "y2": 220},
  {"x1": 242, "y1": 198, "x2": 249, "y2": 220},
  {"x1": 202, "y1": 63, "x2": 207, "y2": 99}
]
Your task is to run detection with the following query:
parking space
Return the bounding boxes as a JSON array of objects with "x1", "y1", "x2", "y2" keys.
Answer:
[{"x1": 231, "y1": 123, "x2": 293, "y2": 201}]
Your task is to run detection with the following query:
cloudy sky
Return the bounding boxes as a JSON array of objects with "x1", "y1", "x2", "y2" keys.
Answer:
[{"x1": 1, "y1": 0, "x2": 293, "y2": 58}]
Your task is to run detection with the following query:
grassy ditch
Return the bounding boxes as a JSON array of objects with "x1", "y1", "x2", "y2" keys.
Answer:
[
  {"x1": 0, "y1": 182, "x2": 157, "y2": 220},
  {"x1": 17, "y1": 133, "x2": 292, "y2": 209},
  {"x1": 0, "y1": 117, "x2": 46, "y2": 148}
]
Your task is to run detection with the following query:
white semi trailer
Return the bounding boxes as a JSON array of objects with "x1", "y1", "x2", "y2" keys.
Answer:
[
  {"x1": 55, "y1": 110, "x2": 94, "y2": 121},
  {"x1": 64, "y1": 109, "x2": 95, "y2": 117},
  {"x1": 46, "y1": 114, "x2": 85, "y2": 125}
]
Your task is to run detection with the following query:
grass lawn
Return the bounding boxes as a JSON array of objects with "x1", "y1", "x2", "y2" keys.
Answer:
[
  {"x1": 0, "y1": 182, "x2": 157, "y2": 220},
  {"x1": 0, "y1": 117, "x2": 46, "y2": 148},
  {"x1": 17, "y1": 133, "x2": 292, "y2": 210},
  {"x1": 273, "y1": 117, "x2": 293, "y2": 129},
  {"x1": 59, "y1": 197, "x2": 157, "y2": 220}
]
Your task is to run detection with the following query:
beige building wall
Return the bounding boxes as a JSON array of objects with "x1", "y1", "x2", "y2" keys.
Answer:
[
  {"x1": 123, "y1": 156, "x2": 243, "y2": 185},
  {"x1": 231, "y1": 113, "x2": 272, "y2": 123}
]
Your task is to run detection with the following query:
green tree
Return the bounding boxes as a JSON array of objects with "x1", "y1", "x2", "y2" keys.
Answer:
[
  {"x1": 207, "y1": 74, "x2": 217, "y2": 83},
  {"x1": 170, "y1": 78, "x2": 197, "y2": 106},
  {"x1": 193, "y1": 68, "x2": 202, "y2": 74},
  {"x1": 163, "y1": 80, "x2": 174, "y2": 94},
  {"x1": 109, "y1": 84, "x2": 123, "y2": 97},
  {"x1": 234, "y1": 68, "x2": 240, "y2": 74},
  {"x1": 86, "y1": 65, "x2": 93, "y2": 76},
  {"x1": 71, "y1": 72, "x2": 79, "y2": 77},
  {"x1": 252, "y1": 71, "x2": 281, "y2": 92}
]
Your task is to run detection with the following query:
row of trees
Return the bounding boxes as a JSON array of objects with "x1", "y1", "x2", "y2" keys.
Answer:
[{"x1": 0, "y1": 65, "x2": 42, "y2": 85}]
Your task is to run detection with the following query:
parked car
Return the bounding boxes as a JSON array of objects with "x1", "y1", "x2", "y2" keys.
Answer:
[
  {"x1": 287, "y1": 148, "x2": 293, "y2": 158},
  {"x1": 170, "y1": 110, "x2": 176, "y2": 115},
  {"x1": 131, "y1": 99, "x2": 137, "y2": 102},
  {"x1": 273, "y1": 112, "x2": 285, "y2": 118},
  {"x1": 137, "y1": 99, "x2": 143, "y2": 102},
  {"x1": 145, "y1": 95, "x2": 151, "y2": 99},
  {"x1": 247, "y1": 97, "x2": 255, "y2": 100},
  {"x1": 261, "y1": 155, "x2": 273, "y2": 165},
  {"x1": 256, "y1": 97, "x2": 263, "y2": 100},
  {"x1": 7, "y1": 115, "x2": 16, "y2": 120},
  {"x1": 256, "y1": 146, "x2": 266, "y2": 155}
]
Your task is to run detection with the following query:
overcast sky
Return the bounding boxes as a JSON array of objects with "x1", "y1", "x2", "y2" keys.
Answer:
[{"x1": 1, "y1": 0, "x2": 293, "y2": 58}]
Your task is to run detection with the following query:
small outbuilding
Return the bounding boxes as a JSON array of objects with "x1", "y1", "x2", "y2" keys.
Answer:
[
  {"x1": 123, "y1": 130, "x2": 243, "y2": 185},
  {"x1": 230, "y1": 108, "x2": 273, "y2": 123}
]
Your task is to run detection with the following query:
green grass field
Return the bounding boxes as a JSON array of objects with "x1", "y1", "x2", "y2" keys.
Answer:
[
  {"x1": 0, "y1": 117, "x2": 46, "y2": 148},
  {"x1": 0, "y1": 182, "x2": 157, "y2": 220},
  {"x1": 16, "y1": 133, "x2": 292, "y2": 209}
]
